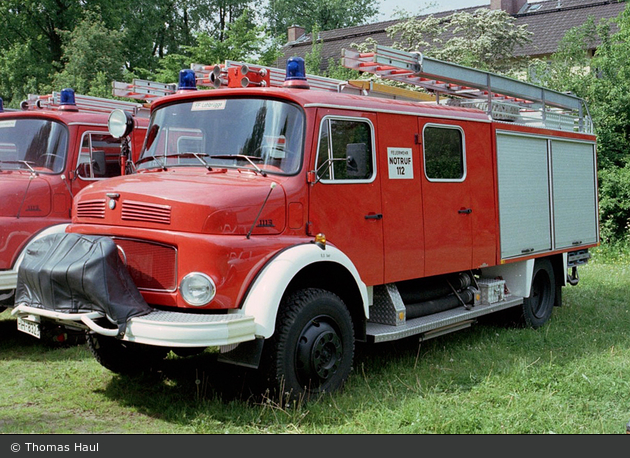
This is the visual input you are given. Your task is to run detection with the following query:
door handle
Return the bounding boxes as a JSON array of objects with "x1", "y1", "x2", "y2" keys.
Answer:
[
  {"x1": 365, "y1": 213, "x2": 383, "y2": 220},
  {"x1": 458, "y1": 208, "x2": 472, "y2": 214}
]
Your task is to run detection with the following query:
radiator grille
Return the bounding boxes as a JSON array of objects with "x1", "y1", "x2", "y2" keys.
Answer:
[
  {"x1": 112, "y1": 237, "x2": 177, "y2": 291},
  {"x1": 121, "y1": 200, "x2": 171, "y2": 224},
  {"x1": 76, "y1": 199, "x2": 106, "y2": 219}
]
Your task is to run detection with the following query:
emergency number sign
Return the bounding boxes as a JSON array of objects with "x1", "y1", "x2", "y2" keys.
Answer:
[{"x1": 387, "y1": 147, "x2": 413, "y2": 179}]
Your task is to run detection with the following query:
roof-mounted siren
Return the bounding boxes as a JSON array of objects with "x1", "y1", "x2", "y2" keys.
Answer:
[
  {"x1": 59, "y1": 88, "x2": 79, "y2": 111},
  {"x1": 178, "y1": 69, "x2": 197, "y2": 92},
  {"x1": 228, "y1": 64, "x2": 269, "y2": 88},
  {"x1": 283, "y1": 57, "x2": 310, "y2": 89},
  {"x1": 208, "y1": 65, "x2": 223, "y2": 88}
]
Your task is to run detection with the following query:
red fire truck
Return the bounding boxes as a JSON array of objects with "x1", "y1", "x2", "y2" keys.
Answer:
[
  {"x1": 0, "y1": 90, "x2": 148, "y2": 339},
  {"x1": 11, "y1": 46, "x2": 598, "y2": 399}
]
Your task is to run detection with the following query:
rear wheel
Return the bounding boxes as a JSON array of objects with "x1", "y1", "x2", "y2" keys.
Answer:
[
  {"x1": 87, "y1": 333, "x2": 169, "y2": 375},
  {"x1": 522, "y1": 259, "x2": 556, "y2": 328},
  {"x1": 263, "y1": 288, "x2": 355, "y2": 401}
]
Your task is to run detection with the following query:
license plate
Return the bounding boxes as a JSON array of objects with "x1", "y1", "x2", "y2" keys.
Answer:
[{"x1": 17, "y1": 316, "x2": 41, "y2": 339}]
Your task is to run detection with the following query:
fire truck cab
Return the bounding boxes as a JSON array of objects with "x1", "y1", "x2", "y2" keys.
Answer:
[
  {"x1": 11, "y1": 48, "x2": 598, "y2": 399},
  {"x1": 0, "y1": 90, "x2": 148, "y2": 316}
]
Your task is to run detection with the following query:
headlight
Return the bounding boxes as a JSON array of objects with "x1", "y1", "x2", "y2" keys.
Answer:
[{"x1": 179, "y1": 273, "x2": 216, "y2": 306}]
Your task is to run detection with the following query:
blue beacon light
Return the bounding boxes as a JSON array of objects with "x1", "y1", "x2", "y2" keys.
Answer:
[
  {"x1": 59, "y1": 88, "x2": 78, "y2": 111},
  {"x1": 178, "y1": 69, "x2": 197, "y2": 91},
  {"x1": 283, "y1": 57, "x2": 310, "y2": 89}
]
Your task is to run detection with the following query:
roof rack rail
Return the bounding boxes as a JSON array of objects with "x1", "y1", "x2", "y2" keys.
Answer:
[
  {"x1": 112, "y1": 80, "x2": 177, "y2": 100},
  {"x1": 197, "y1": 61, "x2": 438, "y2": 102},
  {"x1": 341, "y1": 45, "x2": 593, "y2": 133},
  {"x1": 23, "y1": 92, "x2": 147, "y2": 116}
]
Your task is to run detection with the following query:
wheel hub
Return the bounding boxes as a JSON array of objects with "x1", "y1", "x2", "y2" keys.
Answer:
[{"x1": 296, "y1": 319, "x2": 343, "y2": 384}]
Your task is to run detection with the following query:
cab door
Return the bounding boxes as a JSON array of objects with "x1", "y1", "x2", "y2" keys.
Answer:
[
  {"x1": 419, "y1": 120, "x2": 473, "y2": 277},
  {"x1": 308, "y1": 110, "x2": 384, "y2": 286}
]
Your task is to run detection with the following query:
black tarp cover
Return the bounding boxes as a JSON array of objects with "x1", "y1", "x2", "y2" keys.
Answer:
[{"x1": 15, "y1": 233, "x2": 153, "y2": 337}]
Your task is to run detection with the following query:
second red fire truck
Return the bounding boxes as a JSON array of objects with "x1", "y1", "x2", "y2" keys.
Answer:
[
  {"x1": 0, "y1": 90, "x2": 148, "y2": 340},
  {"x1": 10, "y1": 47, "x2": 598, "y2": 399}
]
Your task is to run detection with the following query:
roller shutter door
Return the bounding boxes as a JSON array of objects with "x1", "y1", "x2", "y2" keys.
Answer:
[{"x1": 496, "y1": 133, "x2": 551, "y2": 258}]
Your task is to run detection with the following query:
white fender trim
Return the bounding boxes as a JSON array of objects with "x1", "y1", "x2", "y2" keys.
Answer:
[
  {"x1": 0, "y1": 224, "x2": 69, "y2": 291},
  {"x1": 237, "y1": 243, "x2": 369, "y2": 339}
]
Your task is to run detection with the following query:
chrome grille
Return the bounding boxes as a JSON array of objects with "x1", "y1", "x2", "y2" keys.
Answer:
[
  {"x1": 76, "y1": 199, "x2": 106, "y2": 219},
  {"x1": 121, "y1": 200, "x2": 171, "y2": 224},
  {"x1": 112, "y1": 237, "x2": 177, "y2": 292}
]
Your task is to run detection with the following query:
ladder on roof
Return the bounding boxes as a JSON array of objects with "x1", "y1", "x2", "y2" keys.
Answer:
[
  {"x1": 341, "y1": 45, "x2": 593, "y2": 133},
  {"x1": 23, "y1": 92, "x2": 147, "y2": 116},
  {"x1": 112, "y1": 60, "x2": 436, "y2": 104},
  {"x1": 112, "y1": 79, "x2": 177, "y2": 100},
  {"x1": 195, "y1": 61, "x2": 436, "y2": 101}
]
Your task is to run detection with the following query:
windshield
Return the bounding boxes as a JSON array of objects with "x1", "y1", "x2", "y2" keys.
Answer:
[
  {"x1": 0, "y1": 118, "x2": 68, "y2": 173},
  {"x1": 139, "y1": 98, "x2": 304, "y2": 175}
]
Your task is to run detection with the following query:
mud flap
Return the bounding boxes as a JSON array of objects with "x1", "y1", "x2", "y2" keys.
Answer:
[{"x1": 15, "y1": 233, "x2": 153, "y2": 337}]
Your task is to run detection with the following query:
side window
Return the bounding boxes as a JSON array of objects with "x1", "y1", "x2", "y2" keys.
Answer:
[
  {"x1": 316, "y1": 117, "x2": 374, "y2": 181},
  {"x1": 76, "y1": 133, "x2": 123, "y2": 180},
  {"x1": 423, "y1": 125, "x2": 465, "y2": 181}
]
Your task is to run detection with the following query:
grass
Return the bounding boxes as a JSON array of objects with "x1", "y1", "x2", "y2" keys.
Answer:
[{"x1": 1, "y1": 244, "x2": 630, "y2": 434}]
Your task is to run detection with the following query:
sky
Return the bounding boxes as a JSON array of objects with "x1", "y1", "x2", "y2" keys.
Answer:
[{"x1": 377, "y1": 0, "x2": 490, "y2": 21}]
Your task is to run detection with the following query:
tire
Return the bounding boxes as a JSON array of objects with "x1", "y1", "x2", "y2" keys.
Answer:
[
  {"x1": 522, "y1": 258, "x2": 556, "y2": 328},
  {"x1": 263, "y1": 288, "x2": 355, "y2": 401},
  {"x1": 0, "y1": 289, "x2": 14, "y2": 308},
  {"x1": 87, "y1": 333, "x2": 169, "y2": 375}
]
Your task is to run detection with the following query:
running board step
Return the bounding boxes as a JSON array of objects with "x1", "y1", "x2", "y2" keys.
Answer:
[{"x1": 366, "y1": 295, "x2": 523, "y2": 343}]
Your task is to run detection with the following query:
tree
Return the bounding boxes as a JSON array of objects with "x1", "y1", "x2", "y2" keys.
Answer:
[
  {"x1": 149, "y1": 8, "x2": 282, "y2": 84},
  {"x1": 265, "y1": 0, "x2": 379, "y2": 36},
  {"x1": 385, "y1": 8, "x2": 532, "y2": 73},
  {"x1": 51, "y1": 11, "x2": 126, "y2": 96},
  {"x1": 526, "y1": 5, "x2": 630, "y2": 243},
  {"x1": 0, "y1": 0, "x2": 84, "y2": 106}
]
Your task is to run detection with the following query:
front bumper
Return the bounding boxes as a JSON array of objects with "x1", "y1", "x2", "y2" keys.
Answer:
[{"x1": 12, "y1": 304, "x2": 257, "y2": 347}]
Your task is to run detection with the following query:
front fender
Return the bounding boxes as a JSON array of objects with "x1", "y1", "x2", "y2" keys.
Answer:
[
  {"x1": 13, "y1": 224, "x2": 70, "y2": 273},
  {"x1": 1, "y1": 223, "x2": 69, "y2": 293},
  {"x1": 237, "y1": 243, "x2": 369, "y2": 339}
]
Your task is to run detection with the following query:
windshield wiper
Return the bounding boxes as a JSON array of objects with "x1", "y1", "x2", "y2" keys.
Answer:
[
  {"x1": 181, "y1": 152, "x2": 213, "y2": 171},
  {"x1": 0, "y1": 160, "x2": 38, "y2": 173},
  {"x1": 135, "y1": 153, "x2": 214, "y2": 171},
  {"x1": 209, "y1": 154, "x2": 267, "y2": 177},
  {"x1": 135, "y1": 155, "x2": 167, "y2": 171}
]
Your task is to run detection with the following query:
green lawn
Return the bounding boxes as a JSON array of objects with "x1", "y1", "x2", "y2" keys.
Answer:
[{"x1": 1, "y1": 247, "x2": 629, "y2": 434}]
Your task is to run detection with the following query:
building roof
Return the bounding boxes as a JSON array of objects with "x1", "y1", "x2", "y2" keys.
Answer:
[{"x1": 276, "y1": 0, "x2": 627, "y2": 71}]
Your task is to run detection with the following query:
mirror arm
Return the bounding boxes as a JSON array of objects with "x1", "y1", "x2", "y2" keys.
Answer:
[{"x1": 312, "y1": 157, "x2": 345, "y2": 184}]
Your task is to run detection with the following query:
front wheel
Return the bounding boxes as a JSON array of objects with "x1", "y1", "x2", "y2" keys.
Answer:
[
  {"x1": 263, "y1": 288, "x2": 355, "y2": 401},
  {"x1": 522, "y1": 258, "x2": 556, "y2": 328},
  {"x1": 87, "y1": 333, "x2": 169, "y2": 375},
  {"x1": 0, "y1": 289, "x2": 14, "y2": 308}
]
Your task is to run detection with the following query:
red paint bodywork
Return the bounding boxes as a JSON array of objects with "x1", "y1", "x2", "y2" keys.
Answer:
[
  {"x1": 0, "y1": 109, "x2": 147, "y2": 273},
  {"x1": 64, "y1": 86, "x2": 597, "y2": 312}
]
